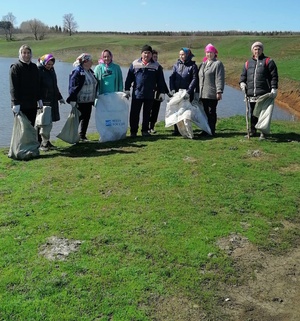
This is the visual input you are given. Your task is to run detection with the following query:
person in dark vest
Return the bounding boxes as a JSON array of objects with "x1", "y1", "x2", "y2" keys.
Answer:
[{"x1": 239, "y1": 41, "x2": 279, "y2": 140}]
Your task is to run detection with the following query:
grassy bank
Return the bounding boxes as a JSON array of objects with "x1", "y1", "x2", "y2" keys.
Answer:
[
  {"x1": 1, "y1": 33, "x2": 300, "y2": 116},
  {"x1": 1, "y1": 117, "x2": 300, "y2": 320}
]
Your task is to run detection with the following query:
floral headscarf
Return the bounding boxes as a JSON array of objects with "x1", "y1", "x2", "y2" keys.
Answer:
[
  {"x1": 38, "y1": 54, "x2": 55, "y2": 66},
  {"x1": 73, "y1": 53, "x2": 92, "y2": 67},
  {"x1": 181, "y1": 47, "x2": 194, "y2": 63},
  {"x1": 98, "y1": 49, "x2": 113, "y2": 65}
]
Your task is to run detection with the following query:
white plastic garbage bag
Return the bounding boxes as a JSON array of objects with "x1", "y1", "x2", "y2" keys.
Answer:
[
  {"x1": 253, "y1": 93, "x2": 274, "y2": 134},
  {"x1": 35, "y1": 106, "x2": 53, "y2": 142},
  {"x1": 8, "y1": 112, "x2": 40, "y2": 160},
  {"x1": 56, "y1": 106, "x2": 81, "y2": 144},
  {"x1": 95, "y1": 92, "x2": 129, "y2": 143},
  {"x1": 165, "y1": 89, "x2": 212, "y2": 138}
]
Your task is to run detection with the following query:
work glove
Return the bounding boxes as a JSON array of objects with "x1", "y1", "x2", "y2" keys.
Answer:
[
  {"x1": 240, "y1": 82, "x2": 247, "y2": 93},
  {"x1": 12, "y1": 105, "x2": 20, "y2": 114},
  {"x1": 37, "y1": 100, "x2": 43, "y2": 109},
  {"x1": 193, "y1": 92, "x2": 199, "y2": 102},
  {"x1": 158, "y1": 93, "x2": 165, "y2": 101},
  {"x1": 171, "y1": 90, "x2": 176, "y2": 95},
  {"x1": 59, "y1": 99, "x2": 66, "y2": 104},
  {"x1": 124, "y1": 90, "x2": 131, "y2": 99},
  {"x1": 167, "y1": 91, "x2": 173, "y2": 98},
  {"x1": 270, "y1": 88, "x2": 278, "y2": 99},
  {"x1": 70, "y1": 101, "x2": 77, "y2": 108},
  {"x1": 183, "y1": 93, "x2": 190, "y2": 100}
]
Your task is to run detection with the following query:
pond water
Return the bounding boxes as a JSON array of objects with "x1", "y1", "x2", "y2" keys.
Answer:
[{"x1": 0, "y1": 57, "x2": 297, "y2": 147}]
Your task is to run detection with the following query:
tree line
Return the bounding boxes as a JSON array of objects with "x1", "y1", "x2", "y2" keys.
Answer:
[{"x1": 1, "y1": 11, "x2": 299, "y2": 41}]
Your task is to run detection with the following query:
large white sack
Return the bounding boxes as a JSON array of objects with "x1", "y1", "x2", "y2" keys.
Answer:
[
  {"x1": 35, "y1": 106, "x2": 52, "y2": 126},
  {"x1": 253, "y1": 93, "x2": 274, "y2": 134},
  {"x1": 8, "y1": 112, "x2": 40, "y2": 160},
  {"x1": 95, "y1": 92, "x2": 129, "y2": 143},
  {"x1": 56, "y1": 106, "x2": 81, "y2": 144}
]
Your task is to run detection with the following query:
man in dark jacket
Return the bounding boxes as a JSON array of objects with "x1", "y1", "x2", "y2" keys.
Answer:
[
  {"x1": 124, "y1": 45, "x2": 166, "y2": 137},
  {"x1": 10, "y1": 44, "x2": 42, "y2": 127},
  {"x1": 239, "y1": 41, "x2": 279, "y2": 139}
]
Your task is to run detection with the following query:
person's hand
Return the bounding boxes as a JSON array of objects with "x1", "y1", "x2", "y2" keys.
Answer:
[
  {"x1": 12, "y1": 105, "x2": 20, "y2": 114},
  {"x1": 70, "y1": 101, "x2": 76, "y2": 108},
  {"x1": 59, "y1": 99, "x2": 66, "y2": 104},
  {"x1": 37, "y1": 100, "x2": 43, "y2": 109},
  {"x1": 240, "y1": 82, "x2": 247, "y2": 93},
  {"x1": 167, "y1": 91, "x2": 173, "y2": 98},
  {"x1": 171, "y1": 90, "x2": 176, "y2": 95},
  {"x1": 183, "y1": 93, "x2": 190, "y2": 100},
  {"x1": 158, "y1": 94, "x2": 165, "y2": 101},
  {"x1": 271, "y1": 88, "x2": 278, "y2": 98},
  {"x1": 124, "y1": 90, "x2": 131, "y2": 99}
]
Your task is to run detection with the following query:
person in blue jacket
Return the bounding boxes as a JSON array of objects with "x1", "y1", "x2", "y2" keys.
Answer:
[
  {"x1": 66, "y1": 53, "x2": 97, "y2": 141},
  {"x1": 124, "y1": 44, "x2": 167, "y2": 137},
  {"x1": 169, "y1": 47, "x2": 198, "y2": 135}
]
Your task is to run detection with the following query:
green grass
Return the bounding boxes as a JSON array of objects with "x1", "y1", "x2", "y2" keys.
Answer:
[{"x1": 0, "y1": 117, "x2": 300, "y2": 320}]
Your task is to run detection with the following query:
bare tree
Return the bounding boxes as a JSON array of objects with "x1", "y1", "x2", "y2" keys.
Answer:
[
  {"x1": 2, "y1": 12, "x2": 16, "y2": 40},
  {"x1": 63, "y1": 13, "x2": 78, "y2": 36},
  {"x1": 20, "y1": 19, "x2": 48, "y2": 40}
]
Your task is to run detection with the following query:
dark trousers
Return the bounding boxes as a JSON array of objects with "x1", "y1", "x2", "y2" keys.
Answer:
[
  {"x1": 77, "y1": 102, "x2": 93, "y2": 138},
  {"x1": 149, "y1": 99, "x2": 162, "y2": 130},
  {"x1": 130, "y1": 98, "x2": 153, "y2": 134},
  {"x1": 250, "y1": 102, "x2": 258, "y2": 133},
  {"x1": 22, "y1": 108, "x2": 38, "y2": 127},
  {"x1": 201, "y1": 98, "x2": 218, "y2": 135}
]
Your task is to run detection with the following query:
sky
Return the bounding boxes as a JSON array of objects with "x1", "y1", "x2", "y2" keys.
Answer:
[{"x1": 1, "y1": 0, "x2": 299, "y2": 33}]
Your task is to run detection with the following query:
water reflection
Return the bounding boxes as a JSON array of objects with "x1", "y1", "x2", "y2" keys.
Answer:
[{"x1": 0, "y1": 57, "x2": 297, "y2": 147}]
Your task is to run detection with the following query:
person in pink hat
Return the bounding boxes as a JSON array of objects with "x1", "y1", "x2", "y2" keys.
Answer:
[{"x1": 196, "y1": 43, "x2": 225, "y2": 136}]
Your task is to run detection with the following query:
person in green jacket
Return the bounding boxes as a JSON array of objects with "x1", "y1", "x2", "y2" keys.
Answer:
[{"x1": 94, "y1": 49, "x2": 123, "y2": 95}]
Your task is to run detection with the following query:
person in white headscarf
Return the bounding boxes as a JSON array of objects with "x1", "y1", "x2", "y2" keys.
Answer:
[
  {"x1": 239, "y1": 41, "x2": 278, "y2": 140},
  {"x1": 9, "y1": 44, "x2": 42, "y2": 126},
  {"x1": 66, "y1": 53, "x2": 97, "y2": 141}
]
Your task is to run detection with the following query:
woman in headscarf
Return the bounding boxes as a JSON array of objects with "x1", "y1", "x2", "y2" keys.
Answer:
[
  {"x1": 197, "y1": 43, "x2": 225, "y2": 136},
  {"x1": 37, "y1": 54, "x2": 65, "y2": 150},
  {"x1": 9, "y1": 44, "x2": 42, "y2": 126},
  {"x1": 169, "y1": 47, "x2": 198, "y2": 135},
  {"x1": 66, "y1": 53, "x2": 97, "y2": 142},
  {"x1": 93, "y1": 49, "x2": 123, "y2": 95}
]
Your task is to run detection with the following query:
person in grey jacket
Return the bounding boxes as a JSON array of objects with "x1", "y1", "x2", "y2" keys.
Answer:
[
  {"x1": 239, "y1": 41, "x2": 278, "y2": 140},
  {"x1": 197, "y1": 43, "x2": 225, "y2": 136}
]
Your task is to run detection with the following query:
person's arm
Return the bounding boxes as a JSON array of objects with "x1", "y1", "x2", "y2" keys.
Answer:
[
  {"x1": 66, "y1": 68, "x2": 83, "y2": 103},
  {"x1": 9, "y1": 64, "x2": 21, "y2": 106},
  {"x1": 187, "y1": 64, "x2": 199, "y2": 95}
]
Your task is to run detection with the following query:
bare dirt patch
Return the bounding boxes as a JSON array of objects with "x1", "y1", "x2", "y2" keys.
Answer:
[{"x1": 217, "y1": 232, "x2": 300, "y2": 321}]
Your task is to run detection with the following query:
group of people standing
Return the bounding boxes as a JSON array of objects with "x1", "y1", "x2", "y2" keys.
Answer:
[{"x1": 9, "y1": 40, "x2": 278, "y2": 152}]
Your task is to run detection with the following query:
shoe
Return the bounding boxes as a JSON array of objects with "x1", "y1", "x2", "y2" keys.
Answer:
[
  {"x1": 149, "y1": 129, "x2": 156, "y2": 134},
  {"x1": 130, "y1": 133, "x2": 137, "y2": 138},
  {"x1": 80, "y1": 137, "x2": 89, "y2": 142},
  {"x1": 46, "y1": 141, "x2": 57, "y2": 150},
  {"x1": 171, "y1": 131, "x2": 180, "y2": 136},
  {"x1": 259, "y1": 133, "x2": 266, "y2": 140},
  {"x1": 244, "y1": 130, "x2": 257, "y2": 138},
  {"x1": 39, "y1": 144, "x2": 49, "y2": 151},
  {"x1": 142, "y1": 131, "x2": 151, "y2": 137}
]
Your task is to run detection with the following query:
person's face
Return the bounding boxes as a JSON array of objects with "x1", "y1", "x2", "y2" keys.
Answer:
[
  {"x1": 21, "y1": 49, "x2": 31, "y2": 63},
  {"x1": 252, "y1": 46, "x2": 263, "y2": 59},
  {"x1": 179, "y1": 50, "x2": 186, "y2": 62},
  {"x1": 83, "y1": 59, "x2": 93, "y2": 69},
  {"x1": 152, "y1": 53, "x2": 158, "y2": 62},
  {"x1": 102, "y1": 51, "x2": 112, "y2": 64},
  {"x1": 205, "y1": 51, "x2": 215, "y2": 61},
  {"x1": 45, "y1": 60, "x2": 54, "y2": 70},
  {"x1": 141, "y1": 51, "x2": 152, "y2": 63}
]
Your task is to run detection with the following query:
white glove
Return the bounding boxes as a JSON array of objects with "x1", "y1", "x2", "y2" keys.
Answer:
[
  {"x1": 193, "y1": 92, "x2": 199, "y2": 101},
  {"x1": 70, "y1": 101, "x2": 76, "y2": 108},
  {"x1": 124, "y1": 90, "x2": 130, "y2": 99},
  {"x1": 59, "y1": 99, "x2": 66, "y2": 104},
  {"x1": 240, "y1": 82, "x2": 247, "y2": 93},
  {"x1": 158, "y1": 94, "x2": 165, "y2": 101},
  {"x1": 38, "y1": 100, "x2": 43, "y2": 109},
  {"x1": 271, "y1": 88, "x2": 278, "y2": 98},
  {"x1": 183, "y1": 93, "x2": 190, "y2": 100},
  {"x1": 167, "y1": 92, "x2": 173, "y2": 98},
  {"x1": 171, "y1": 90, "x2": 176, "y2": 95},
  {"x1": 12, "y1": 105, "x2": 20, "y2": 113}
]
